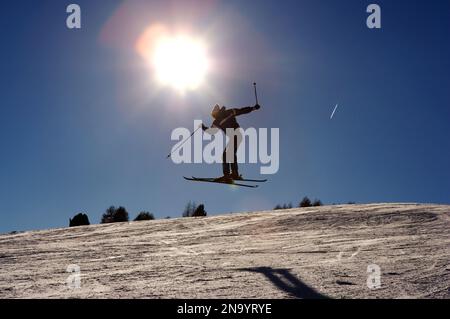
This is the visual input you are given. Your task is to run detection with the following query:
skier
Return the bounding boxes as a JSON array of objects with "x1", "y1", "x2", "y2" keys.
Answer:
[{"x1": 201, "y1": 103, "x2": 261, "y2": 182}]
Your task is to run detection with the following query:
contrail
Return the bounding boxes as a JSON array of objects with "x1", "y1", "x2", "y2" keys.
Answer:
[{"x1": 330, "y1": 104, "x2": 339, "y2": 119}]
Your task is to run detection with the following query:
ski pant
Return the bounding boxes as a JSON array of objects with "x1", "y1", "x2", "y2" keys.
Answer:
[{"x1": 222, "y1": 129, "x2": 243, "y2": 176}]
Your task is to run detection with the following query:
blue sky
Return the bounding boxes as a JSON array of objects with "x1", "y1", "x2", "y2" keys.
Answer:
[{"x1": 0, "y1": 0, "x2": 449, "y2": 232}]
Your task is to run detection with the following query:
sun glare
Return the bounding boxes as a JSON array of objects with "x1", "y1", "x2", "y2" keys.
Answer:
[
  {"x1": 136, "y1": 24, "x2": 211, "y2": 94},
  {"x1": 152, "y1": 36, "x2": 209, "y2": 92}
]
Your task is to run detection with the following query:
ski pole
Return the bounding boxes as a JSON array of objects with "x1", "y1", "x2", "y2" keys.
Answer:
[
  {"x1": 253, "y1": 82, "x2": 259, "y2": 105},
  {"x1": 166, "y1": 126, "x2": 201, "y2": 159}
]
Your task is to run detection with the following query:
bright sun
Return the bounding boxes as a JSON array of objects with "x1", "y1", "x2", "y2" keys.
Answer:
[{"x1": 152, "y1": 35, "x2": 210, "y2": 92}]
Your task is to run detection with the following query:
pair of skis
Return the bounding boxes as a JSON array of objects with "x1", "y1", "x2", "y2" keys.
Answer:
[{"x1": 184, "y1": 176, "x2": 267, "y2": 188}]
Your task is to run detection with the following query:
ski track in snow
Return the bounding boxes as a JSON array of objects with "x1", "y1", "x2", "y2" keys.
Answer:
[{"x1": 0, "y1": 203, "x2": 449, "y2": 299}]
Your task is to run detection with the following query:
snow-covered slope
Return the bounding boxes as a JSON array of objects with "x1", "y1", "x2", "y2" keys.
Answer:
[{"x1": 0, "y1": 204, "x2": 449, "y2": 299}]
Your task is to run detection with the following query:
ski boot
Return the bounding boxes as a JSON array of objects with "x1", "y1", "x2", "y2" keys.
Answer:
[
  {"x1": 230, "y1": 172, "x2": 243, "y2": 181},
  {"x1": 214, "y1": 174, "x2": 234, "y2": 184}
]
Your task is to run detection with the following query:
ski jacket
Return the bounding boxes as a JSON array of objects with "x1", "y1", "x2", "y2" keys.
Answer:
[{"x1": 212, "y1": 107, "x2": 254, "y2": 131}]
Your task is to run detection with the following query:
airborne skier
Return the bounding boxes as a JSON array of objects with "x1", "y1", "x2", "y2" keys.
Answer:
[
  {"x1": 182, "y1": 83, "x2": 266, "y2": 187},
  {"x1": 200, "y1": 102, "x2": 260, "y2": 183}
]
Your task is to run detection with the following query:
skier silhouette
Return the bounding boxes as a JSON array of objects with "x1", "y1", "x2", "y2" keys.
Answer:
[{"x1": 201, "y1": 103, "x2": 260, "y2": 182}]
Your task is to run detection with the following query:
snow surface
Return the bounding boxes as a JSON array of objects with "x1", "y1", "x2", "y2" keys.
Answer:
[{"x1": 0, "y1": 204, "x2": 449, "y2": 299}]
